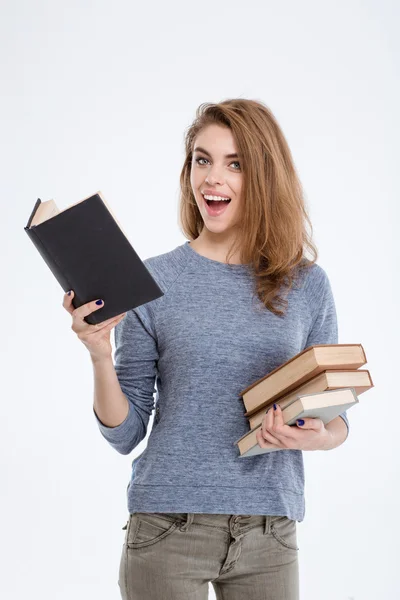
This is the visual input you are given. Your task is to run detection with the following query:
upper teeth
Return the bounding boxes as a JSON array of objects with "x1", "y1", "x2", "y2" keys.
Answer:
[{"x1": 203, "y1": 194, "x2": 230, "y2": 201}]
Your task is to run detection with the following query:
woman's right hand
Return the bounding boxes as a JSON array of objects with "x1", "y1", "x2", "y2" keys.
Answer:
[{"x1": 63, "y1": 290, "x2": 127, "y2": 362}]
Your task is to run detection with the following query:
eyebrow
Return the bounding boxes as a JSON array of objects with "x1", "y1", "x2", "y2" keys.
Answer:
[{"x1": 193, "y1": 146, "x2": 240, "y2": 159}]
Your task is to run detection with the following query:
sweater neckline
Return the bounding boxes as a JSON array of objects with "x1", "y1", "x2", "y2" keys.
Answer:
[{"x1": 182, "y1": 241, "x2": 253, "y2": 272}]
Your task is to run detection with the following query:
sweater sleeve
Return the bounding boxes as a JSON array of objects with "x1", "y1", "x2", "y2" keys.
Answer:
[
  {"x1": 305, "y1": 266, "x2": 349, "y2": 439},
  {"x1": 92, "y1": 303, "x2": 159, "y2": 455}
]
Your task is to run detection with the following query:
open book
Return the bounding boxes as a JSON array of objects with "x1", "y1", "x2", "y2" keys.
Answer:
[{"x1": 24, "y1": 191, "x2": 163, "y2": 325}]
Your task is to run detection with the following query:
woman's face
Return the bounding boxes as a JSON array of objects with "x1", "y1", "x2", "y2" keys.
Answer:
[{"x1": 190, "y1": 124, "x2": 243, "y2": 235}]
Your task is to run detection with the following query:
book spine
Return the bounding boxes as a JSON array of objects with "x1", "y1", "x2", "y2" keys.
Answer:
[{"x1": 25, "y1": 226, "x2": 73, "y2": 297}]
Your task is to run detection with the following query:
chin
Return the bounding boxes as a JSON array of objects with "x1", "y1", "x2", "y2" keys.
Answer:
[{"x1": 204, "y1": 221, "x2": 234, "y2": 234}]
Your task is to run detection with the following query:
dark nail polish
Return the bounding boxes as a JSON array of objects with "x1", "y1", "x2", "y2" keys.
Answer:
[
  {"x1": 273, "y1": 403, "x2": 277, "y2": 410},
  {"x1": 96, "y1": 299, "x2": 103, "y2": 305},
  {"x1": 297, "y1": 419, "x2": 305, "y2": 426},
  {"x1": 67, "y1": 291, "x2": 71, "y2": 296}
]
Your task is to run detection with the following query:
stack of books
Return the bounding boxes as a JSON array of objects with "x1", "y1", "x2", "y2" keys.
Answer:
[{"x1": 234, "y1": 344, "x2": 373, "y2": 457}]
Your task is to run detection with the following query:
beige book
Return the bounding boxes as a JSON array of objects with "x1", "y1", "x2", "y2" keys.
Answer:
[
  {"x1": 240, "y1": 344, "x2": 366, "y2": 415},
  {"x1": 235, "y1": 388, "x2": 359, "y2": 458},
  {"x1": 247, "y1": 369, "x2": 373, "y2": 429}
]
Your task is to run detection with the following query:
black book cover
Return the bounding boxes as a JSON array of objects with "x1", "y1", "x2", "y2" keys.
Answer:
[{"x1": 24, "y1": 192, "x2": 164, "y2": 325}]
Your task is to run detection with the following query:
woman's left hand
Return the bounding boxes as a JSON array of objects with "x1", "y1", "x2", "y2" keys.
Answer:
[{"x1": 256, "y1": 403, "x2": 333, "y2": 451}]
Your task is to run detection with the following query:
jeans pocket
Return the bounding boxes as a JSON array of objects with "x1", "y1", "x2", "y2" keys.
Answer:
[
  {"x1": 270, "y1": 516, "x2": 299, "y2": 551},
  {"x1": 126, "y1": 512, "x2": 180, "y2": 549}
]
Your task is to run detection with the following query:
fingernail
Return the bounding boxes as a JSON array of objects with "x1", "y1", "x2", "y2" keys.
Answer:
[
  {"x1": 297, "y1": 419, "x2": 305, "y2": 426},
  {"x1": 273, "y1": 403, "x2": 277, "y2": 410},
  {"x1": 67, "y1": 290, "x2": 72, "y2": 296},
  {"x1": 96, "y1": 299, "x2": 103, "y2": 305}
]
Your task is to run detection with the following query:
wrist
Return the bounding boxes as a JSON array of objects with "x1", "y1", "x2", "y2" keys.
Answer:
[{"x1": 91, "y1": 354, "x2": 113, "y2": 366}]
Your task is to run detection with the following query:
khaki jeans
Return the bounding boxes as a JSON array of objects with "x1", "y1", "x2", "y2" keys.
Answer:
[{"x1": 118, "y1": 512, "x2": 299, "y2": 599}]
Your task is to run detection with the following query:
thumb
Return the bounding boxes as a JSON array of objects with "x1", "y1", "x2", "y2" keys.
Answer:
[{"x1": 296, "y1": 417, "x2": 324, "y2": 430}]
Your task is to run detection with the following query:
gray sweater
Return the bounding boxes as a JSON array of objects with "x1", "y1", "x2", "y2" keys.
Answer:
[{"x1": 93, "y1": 241, "x2": 349, "y2": 522}]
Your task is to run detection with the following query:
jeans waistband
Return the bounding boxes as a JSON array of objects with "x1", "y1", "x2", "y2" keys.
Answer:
[{"x1": 131, "y1": 511, "x2": 287, "y2": 535}]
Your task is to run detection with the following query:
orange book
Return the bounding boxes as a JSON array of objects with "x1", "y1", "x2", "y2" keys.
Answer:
[{"x1": 240, "y1": 344, "x2": 366, "y2": 415}]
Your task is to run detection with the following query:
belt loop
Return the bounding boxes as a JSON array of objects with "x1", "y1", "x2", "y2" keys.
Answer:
[
  {"x1": 264, "y1": 515, "x2": 271, "y2": 535},
  {"x1": 180, "y1": 513, "x2": 194, "y2": 532}
]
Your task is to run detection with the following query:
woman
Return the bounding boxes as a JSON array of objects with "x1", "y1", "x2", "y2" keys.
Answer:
[{"x1": 64, "y1": 98, "x2": 349, "y2": 600}]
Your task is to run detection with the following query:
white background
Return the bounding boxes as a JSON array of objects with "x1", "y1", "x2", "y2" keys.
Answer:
[{"x1": 1, "y1": 1, "x2": 399, "y2": 599}]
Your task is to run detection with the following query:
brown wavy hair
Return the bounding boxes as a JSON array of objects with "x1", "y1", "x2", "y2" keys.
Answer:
[{"x1": 178, "y1": 98, "x2": 318, "y2": 317}]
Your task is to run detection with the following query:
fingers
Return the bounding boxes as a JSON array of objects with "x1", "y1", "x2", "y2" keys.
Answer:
[
  {"x1": 62, "y1": 290, "x2": 75, "y2": 314},
  {"x1": 77, "y1": 312, "x2": 126, "y2": 339},
  {"x1": 257, "y1": 404, "x2": 326, "y2": 452},
  {"x1": 260, "y1": 405, "x2": 283, "y2": 446},
  {"x1": 63, "y1": 290, "x2": 105, "y2": 320},
  {"x1": 89, "y1": 312, "x2": 127, "y2": 333},
  {"x1": 63, "y1": 290, "x2": 126, "y2": 334},
  {"x1": 260, "y1": 404, "x2": 296, "y2": 447},
  {"x1": 293, "y1": 417, "x2": 324, "y2": 431}
]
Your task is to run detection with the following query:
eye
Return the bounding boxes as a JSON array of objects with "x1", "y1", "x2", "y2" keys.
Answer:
[
  {"x1": 194, "y1": 157, "x2": 209, "y2": 166},
  {"x1": 194, "y1": 157, "x2": 241, "y2": 170}
]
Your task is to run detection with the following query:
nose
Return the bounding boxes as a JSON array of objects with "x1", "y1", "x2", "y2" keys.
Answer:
[{"x1": 205, "y1": 164, "x2": 225, "y2": 186}]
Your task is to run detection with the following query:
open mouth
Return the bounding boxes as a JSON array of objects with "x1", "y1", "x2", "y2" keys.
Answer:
[
  {"x1": 202, "y1": 194, "x2": 231, "y2": 216},
  {"x1": 202, "y1": 193, "x2": 231, "y2": 206}
]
